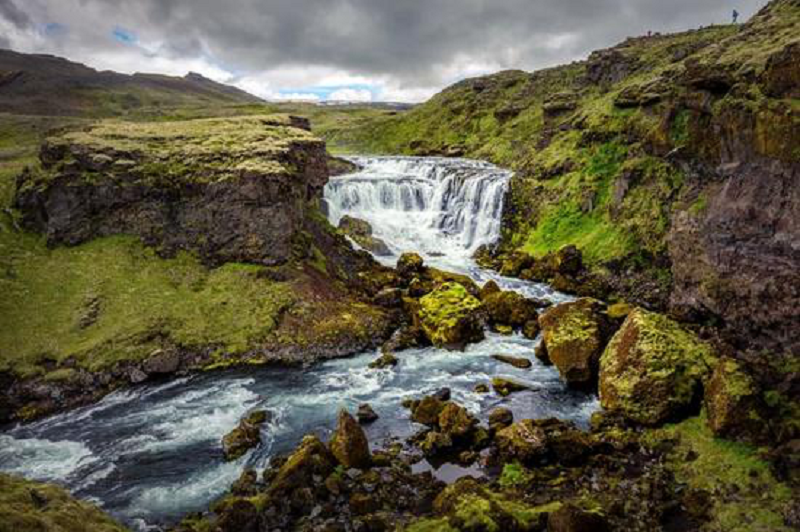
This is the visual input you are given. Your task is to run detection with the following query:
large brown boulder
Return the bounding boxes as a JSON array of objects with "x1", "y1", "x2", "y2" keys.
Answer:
[
  {"x1": 329, "y1": 409, "x2": 372, "y2": 469},
  {"x1": 482, "y1": 290, "x2": 539, "y2": 333},
  {"x1": 538, "y1": 298, "x2": 612, "y2": 388},
  {"x1": 599, "y1": 308, "x2": 716, "y2": 425},
  {"x1": 548, "y1": 503, "x2": 610, "y2": 532}
]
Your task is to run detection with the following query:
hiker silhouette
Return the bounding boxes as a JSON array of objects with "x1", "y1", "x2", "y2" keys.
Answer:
[{"x1": 733, "y1": 9, "x2": 739, "y2": 23}]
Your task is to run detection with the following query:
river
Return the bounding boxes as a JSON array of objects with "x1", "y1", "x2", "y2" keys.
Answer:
[{"x1": 0, "y1": 156, "x2": 598, "y2": 530}]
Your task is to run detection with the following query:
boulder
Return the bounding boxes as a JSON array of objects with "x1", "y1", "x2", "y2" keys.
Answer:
[
  {"x1": 222, "y1": 410, "x2": 271, "y2": 461},
  {"x1": 411, "y1": 395, "x2": 446, "y2": 426},
  {"x1": 474, "y1": 383, "x2": 490, "y2": 394},
  {"x1": 488, "y1": 407, "x2": 514, "y2": 432},
  {"x1": 492, "y1": 377, "x2": 530, "y2": 396},
  {"x1": 338, "y1": 215, "x2": 392, "y2": 256},
  {"x1": 357, "y1": 403, "x2": 379, "y2": 424},
  {"x1": 329, "y1": 409, "x2": 372, "y2": 469},
  {"x1": 397, "y1": 252, "x2": 425, "y2": 279},
  {"x1": 538, "y1": 298, "x2": 611, "y2": 388},
  {"x1": 268, "y1": 434, "x2": 336, "y2": 496},
  {"x1": 704, "y1": 359, "x2": 763, "y2": 438},
  {"x1": 433, "y1": 388, "x2": 452, "y2": 402},
  {"x1": 479, "y1": 280, "x2": 501, "y2": 300},
  {"x1": 522, "y1": 319, "x2": 540, "y2": 340},
  {"x1": 368, "y1": 352, "x2": 398, "y2": 369},
  {"x1": 482, "y1": 290, "x2": 539, "y2": 331},
  {"x1": 417, "y1": 282, "x2": 484, "y2": 349},
  {"x1": 438, "y1": 403, "x2": 478, "y2": 439},
  {"x1": 599, "y1": 308, "x2": 716, "y2": 425},
  {"x1": 495, "y1": 418, "x2": 593, "y2": 467},
  {"x1": 491, "y1": 354, "x2": 532, "y2": 369}
]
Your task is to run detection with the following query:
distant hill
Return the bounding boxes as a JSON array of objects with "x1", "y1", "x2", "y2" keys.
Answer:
[{"x1": 0, "y1": 48, "x2": 263, "y2": 116}]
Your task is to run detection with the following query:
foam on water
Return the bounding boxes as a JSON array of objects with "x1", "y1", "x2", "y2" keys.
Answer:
[{"x1": 1, "y1": 156, "x2": 599, "y2": 529}]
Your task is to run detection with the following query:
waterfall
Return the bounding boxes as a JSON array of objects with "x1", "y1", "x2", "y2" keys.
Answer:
[{"x1": 323, "y1": 156, "x2": 510, "y2": 262}]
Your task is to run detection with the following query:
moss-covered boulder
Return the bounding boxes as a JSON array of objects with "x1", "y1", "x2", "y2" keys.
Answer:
[
  {"x1": 488, "y1": 407, "x2": 514, "y2": 432},
  {"x1": 222, "y1": 409, "x2": 270, "y2": 461},
  {"x1": 368, "y1": 352, "x2": 398, "y2": 369},
  {"x1": 491, "y1": 377, "x2": 530, "y2": 396},
  {"x1": 704, "y1": 359, "x2": 764, "y2": 438},
  {"x1": 495, "y1": 418, "x2": 594, "y2": 467},
  {"x1": 411, "y1": 395, "x2": 446, "y2": 426},
  {"x1": 338, "y1": 215, "x2": 392, "y2": 256},
  {"x1": 478, "y1": 280, "x2": 501, "y2": 300},
  {"x1": 538, "y1": 298, "x2": 611, "y2": 388},
  {"x1": 397, "y1": 252, "x2": 425, "y2": 279},
  {"x1": 599, "y1": 308, "x2": 716, "y2": 425},
  {"x1": 329, "y1": 409, "x2": 372, "y2": 469},
  {"x1": 417, "y1": 282, "x2": 484, "y2": 349},
  {"x1": 0, "y1": 473, "x2": 128, "y2": 532},
  {"x1": 438, "y1": 402, "x2": 478, "y2": 440},
  {"x1": 268, "y1": 434, "x2": 336, "y2": 497},
  {"x1": 482, "y1": 290, "x2": 539, "y2": 333}
]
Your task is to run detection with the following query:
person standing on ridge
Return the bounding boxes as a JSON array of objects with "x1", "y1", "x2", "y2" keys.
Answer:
[{"x1": 732, "y1": 9, "x2": 739, "y2": 23}]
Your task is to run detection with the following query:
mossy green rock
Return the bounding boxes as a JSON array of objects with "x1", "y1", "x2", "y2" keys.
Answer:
[
  {"x1": 268, "y1": 434, "x2": 336, "y2": 496},
  {"x1": 704, "y1": 359, "x2": 763, "y2": 438},
  {"x1": 417, "y1": 282, "x2": 484, "y2": 349},
  {"x1": 0, "y1": 473, "x2": 128, "y2": 532},
  {"x1": 539, "y1": 298, "x2": 611, "y2": 388},
  {"x1": 599, "y1": 308, "x2": 716, "y2": 425},
  {"x1": 438, "y1": 402, "x2": 478, "y2": 439},
  {"x1": 411, "y1": 395, "x2": 446, "y2": 426},
  {"x1": 491, "y1": 377, "x2": 530, "y2": 396},
  {"x1": 329, "y1": 409, "x2": 372, "y2": 469}
]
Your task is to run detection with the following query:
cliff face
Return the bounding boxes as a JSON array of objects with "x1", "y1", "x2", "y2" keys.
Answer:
[
  {"x1": 334, "y1": 0, "x2": 800, "y2": 357},
  {"x1": 15, "y1": 115, "x2": 327, "y2": 267}
]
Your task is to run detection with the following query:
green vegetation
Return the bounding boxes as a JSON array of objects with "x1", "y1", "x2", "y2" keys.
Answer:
[
  {"x1": 0, "y1": 473, "x2": 128, "y2": 532},
  {"x1": 648, "y1": 413, "x2": 792, "y2": 531},
  {"x1": 498, "y1": 462, "x2": 532, "y2": 488},
  {"x1": 0, "y1": 234, "x2": 295, "y2": 378}
]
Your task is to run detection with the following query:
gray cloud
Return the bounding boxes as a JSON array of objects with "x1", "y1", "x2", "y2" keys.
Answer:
[
  {"x1": 0, "y1": 0, "x2": 31, "y2": 28},
  {"x1": 4, "y1": 0, "x2": 769, "y2": 98}
]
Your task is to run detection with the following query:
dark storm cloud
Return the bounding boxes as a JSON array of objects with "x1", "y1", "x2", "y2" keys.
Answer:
[
  {"x1": 4, "y1": 0, "x2": 769, "y2": 95},
  {"x1": 0, "y1": 0, "x2": 32, "y2": 28}
]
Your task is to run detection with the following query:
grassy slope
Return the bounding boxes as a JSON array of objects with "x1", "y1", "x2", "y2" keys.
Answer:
[
  {"x1": 330, "y1": 1, "x2": 800, "y2": 269},
  {"x1": 0, "y1": 109, "x2": 389, "y2": 387},
  {"x1": 0, "y1": 473, "x2": 128, "y2": 532}
]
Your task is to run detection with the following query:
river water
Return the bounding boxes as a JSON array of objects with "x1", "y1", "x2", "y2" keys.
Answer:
[{"x1": 0, "y1": 156, "x2": 598, "y2": 530}]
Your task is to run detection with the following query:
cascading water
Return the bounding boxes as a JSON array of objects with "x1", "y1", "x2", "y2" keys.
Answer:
[
  {"x1": 324, "y1": 156, "x2": 510, "y2": 268},
  {"x1": 0, "y1": 156, "x2": 598, "y2": 530}
]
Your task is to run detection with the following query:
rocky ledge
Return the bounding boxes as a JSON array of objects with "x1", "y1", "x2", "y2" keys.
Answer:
[{"x1": 15, "y1": 114, "x2": 326, "y2": 267}]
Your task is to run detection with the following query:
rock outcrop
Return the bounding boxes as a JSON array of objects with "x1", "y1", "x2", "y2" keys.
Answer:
[
  {"x1": 338, "y1": 215, "x2": 392, "y2": 256},
  {"x1": 329, "y1": 409, "x2": 372, "y2": 469},
  {"x1": 15, "y1": 115, "x2": 328, "y2": 267},
  {"x1": 222, "y1": 410, "x2": 270, "y2": 461},
  {"x1": 599, "y1": 308, "x2": 716, "y2": 425}
]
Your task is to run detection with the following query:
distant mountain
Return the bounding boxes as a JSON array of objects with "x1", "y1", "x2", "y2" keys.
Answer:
[{"x1": 0, "y1": 48, "x2": 263, "y2": 116}]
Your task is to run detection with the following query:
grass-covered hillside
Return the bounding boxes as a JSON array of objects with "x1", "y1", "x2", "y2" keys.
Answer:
[{"x1": 330, "y1": 0, "x2": 800, "y2": 357}]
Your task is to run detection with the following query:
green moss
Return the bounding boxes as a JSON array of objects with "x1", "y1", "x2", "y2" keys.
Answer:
[
  {"x1": 0, "y1": 473, "x2": 128, "y2": 531},
  {"x1": 648, "y1": 413, "x2": 792, "y2": 531},
  {"x1": 417, "y1": 282, "x2": 483, "y2": 347},
  {"x1": 498, "y1": 462, "x2": 531, "y2": 488},
  {"x1": 0, "y1": 233, "x2": 295, "y2": 379}
]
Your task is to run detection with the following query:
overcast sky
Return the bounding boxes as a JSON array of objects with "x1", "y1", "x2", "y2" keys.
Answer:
[{"x1": 0, "y1": 0, "x2": 768, "y2": 102}]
